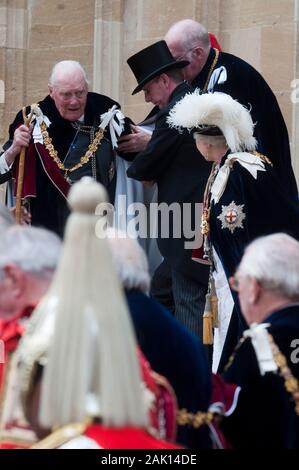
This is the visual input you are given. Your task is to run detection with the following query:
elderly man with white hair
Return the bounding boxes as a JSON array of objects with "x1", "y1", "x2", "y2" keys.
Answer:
[
  {"x1": 0, "y1": 225, "x2": 61, "y2": 448},
  {"x1": 220, "y1": 233, "x2": 299, "y2": 449},
  {"x1": 0, "y1": 60, "x2": 127, "y2": 236}
]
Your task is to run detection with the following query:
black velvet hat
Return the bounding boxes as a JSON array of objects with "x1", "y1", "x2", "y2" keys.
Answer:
[{"x1": 127, "y1": 40, "x2": 189, "y2": 95}]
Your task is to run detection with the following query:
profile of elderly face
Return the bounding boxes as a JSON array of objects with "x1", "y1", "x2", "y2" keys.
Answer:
[
  {"x1": 193, "y1": 133, "x2": 228, "y2": 163},
  {"x1": 48, "y1": 69, "x2": 88, "y2": 121}
]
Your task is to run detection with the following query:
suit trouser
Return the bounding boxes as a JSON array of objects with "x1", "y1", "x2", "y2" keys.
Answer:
[
  {"x1": 150, "y1": 259, "x2": 175, "y2": 314},
  {"x1": 171, "y1": 268, "x2": 207, "y2": 339}
]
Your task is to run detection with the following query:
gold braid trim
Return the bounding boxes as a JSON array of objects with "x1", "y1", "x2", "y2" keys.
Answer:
[
  {"x1": 0, "y1": 353, "x2": 12, "y2": 428},
  {"x1": 267, "y1": 333, "x2": 299, "y2": 416},
  {"x1": 201, "y1": 162, "x2": 218, "y2": 236},
  {"x1": 0, "y1": 431, "x2": 36, "y2": 448},
  {"x1": 40, "y1": 122, "x2": 105, "y2": 176},
  {"x1": 31, "y1": 421, "x2": 89, "y2": 449},
  {"x1": 223, "y1": 336, "x2": 246, "y2": 373},
  {"x1": 253, "y1": 151, "x2": 273, "y2": 166},
  {"x1": 203, "y1": 48, "x2": 220, "y2": 92},
  {"x1": 177, "y1": 408, "x2": 214, "y2": 428},
  {"x1": 223, "y1": 331, "x2": 299, "y2": 416}
]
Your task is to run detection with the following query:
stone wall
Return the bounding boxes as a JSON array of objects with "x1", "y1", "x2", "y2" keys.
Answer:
[{"x1": 0, "y1": 0, "x2": 298, "y2": 182}]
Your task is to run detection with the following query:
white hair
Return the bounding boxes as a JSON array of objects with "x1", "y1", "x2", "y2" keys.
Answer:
[
  {"x1": 237, "y1": 233, "x2": 299, "y2": 301},
  {"x1": 165, "y1": 19, "x2": 210, "y2": 51},
  {"x1": 0, "y1": 226, "x2": 61, "y2": 279},
  {"x1": 36, "y1": 178, "x2": 148, "y2": 429},
  {"x1": 49, "y1": 60, "x2": 88, "y2": 87},
  {"x1": 106, "y1": 228, "x2": 150, "y2": 294},
  {"x1": 167, "y1": 90, "x2": 257, "y2": 153},
  {"x1": 0, "y1": 203, "x2": 14, "y2": 232},
  {"x1": 194, "y1": 133, "x2": 227, "y2": 148}
]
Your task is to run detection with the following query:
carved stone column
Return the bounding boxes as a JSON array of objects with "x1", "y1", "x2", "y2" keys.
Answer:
[{"x1": 93, "y1": 0, "x2": 124, "y2": 104}]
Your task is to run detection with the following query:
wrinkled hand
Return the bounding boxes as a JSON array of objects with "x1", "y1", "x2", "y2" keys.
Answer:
[
  {"x1": 117, "y1": 125, "x2": 151, "y2": 153},
  {"x1": 10, "y1": 205, "x2": 32, "y2": 225},
  {"x1": 5, "y1": 124, "x2": 33, "y2": 166}
]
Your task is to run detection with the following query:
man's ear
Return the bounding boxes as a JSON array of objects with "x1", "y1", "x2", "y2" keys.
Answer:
[
  {"x1": 3, "y1": 264, "x2": 26, "y2": 299},
  {"x1": 160, "y1": 73, "x2": 170, "y2": 87},
  {"x1": 193, "y1": 46, "x2": 204, "y2": 60},
  {"x1": 249, "y1": 277, "x2": 262, "y2": 305},
  {"x1": 48, "y1": 84, "x2": 53, "y2": 98}
]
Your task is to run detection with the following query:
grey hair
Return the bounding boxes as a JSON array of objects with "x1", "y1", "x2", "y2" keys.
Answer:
[
  {"x1": 194, "y1": 133, "x2": 227, "y2": 148},
  {"x1": 165, "y1": 19, "x2": 210, "y2": 51},
  {"x1": 0, "y1": 226, "x2": 61, "y2": 279},
  {"x1": 106, "y1": 228, "x2": 150, "y2": 295},
  {"x1": 237, "y1": 233, "x2": 299, "y2": 302},
  {"x1": 0, "y1": 203, "x2": 14, "y2": 231},
  {"x1": 49, "y1": 60, "x2": 88, "y2": 87}
]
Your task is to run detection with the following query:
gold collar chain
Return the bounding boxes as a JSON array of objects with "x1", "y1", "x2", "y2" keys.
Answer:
[
  {"x1": 201, "y1": 162, "x2": 219, "y2": 236},
  {"x1": 268, "y1": 333, "x2": 299, "y2": 415},
  {"x1": 203, "y1": 48, "x2": 220, "y2": 92},
  {"x1": 40, "y1": 122, "x2": 105, "y2": 177},
  {"x1": 224, "y1": 332, "x2": 299, "y2": 416},
  {"x1": 177, "y1": 408, "x2": 214, "y2": 428}
]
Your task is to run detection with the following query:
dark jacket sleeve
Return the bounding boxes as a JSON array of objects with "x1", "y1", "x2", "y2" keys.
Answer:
[
  {"x1": 0, "y1": 136, "x2": 15, "y2": 184},
  {"x1": 0, "y1": 169, "x2": 12, "y2": 184},
  {"x1": 126, "y1": 111, "x2": 182, "y2": 181}
]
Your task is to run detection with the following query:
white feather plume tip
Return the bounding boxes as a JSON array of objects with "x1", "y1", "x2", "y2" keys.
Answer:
[{"x1": 167, "y1": 91, "x2": 257, "y2": 153}]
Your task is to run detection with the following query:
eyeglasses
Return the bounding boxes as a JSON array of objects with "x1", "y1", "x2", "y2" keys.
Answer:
[
  {"x1": 56, "y1": 89, "x2": 87, "y2": 101},
  {"x1": 174, "y1": 45, "x2": 201, "y2": 61}
]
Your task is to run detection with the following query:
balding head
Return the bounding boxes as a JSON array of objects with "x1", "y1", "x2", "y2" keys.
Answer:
[
  {"x1": 165, "y1": 19, "x2": 211, "y2": 82},
  {"x1": 48, "y1": 60, "x2": 88, "y2": 121},
  {"x1": 48, "y1": 60, "x2": 88, "y2": 88},
  {"x1": 165, "y1": 19, "x2": 210, "y2": 51}
]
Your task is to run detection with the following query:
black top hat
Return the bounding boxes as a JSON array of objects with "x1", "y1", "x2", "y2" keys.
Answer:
[{"x1": 127, "y1": 40, "x2": 189, "y2": 95}]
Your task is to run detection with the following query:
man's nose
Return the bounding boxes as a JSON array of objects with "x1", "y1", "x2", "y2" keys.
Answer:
[{"x1": 69, "y1": 94, "x2": 80, "y2": 105}]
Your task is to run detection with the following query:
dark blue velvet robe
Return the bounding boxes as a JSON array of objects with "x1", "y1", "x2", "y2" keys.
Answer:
[
  {"x1": 210, "y1": 155, "x2": 299, "y2": 371},
  {"x1": 222, "y1": 305, "x2": 299, "y2": 448},
  {"x1": 126, "y1": 289, "x2": 212, "y2": 448}
]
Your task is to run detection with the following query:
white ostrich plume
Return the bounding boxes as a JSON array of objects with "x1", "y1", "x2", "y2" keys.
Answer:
[{"x1": 167, "y1": 90, "x2": 257, "y2": 153}]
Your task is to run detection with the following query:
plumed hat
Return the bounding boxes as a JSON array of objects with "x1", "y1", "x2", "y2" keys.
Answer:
[
  {"x1": 167, "y1": 90, "x2": 257, "y2": 152},
  {"x1": 127, "y1": 40, "x2": 189, "y2": 95}
]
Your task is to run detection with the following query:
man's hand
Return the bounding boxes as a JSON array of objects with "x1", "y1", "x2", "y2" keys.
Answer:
[
  {"x1": 117, "y1": 125, "x2": 151, "y2": 153},
  {"x1": 5, "y1": 124, "x2": 33, "y2": 166},
  {"x1": 10, "y1": 205, "x2": 32, "y2": 225}
]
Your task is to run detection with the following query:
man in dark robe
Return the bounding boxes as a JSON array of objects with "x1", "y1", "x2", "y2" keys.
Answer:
[
  {"x1": 165, "y1": 19, "x2": 298, "y2": 201},
  {"x1": 221, "y1": 233, "x2": 299, "y2": 449},
  {"x1": 0, "y1": 60, "x2": 126, "y2": 237},
  {"x1": 107, "y1": 229, "x2": 213, "y2": 448},
  {"x1": 125, "y1": 40, "x2": 212, "y2": 337}
]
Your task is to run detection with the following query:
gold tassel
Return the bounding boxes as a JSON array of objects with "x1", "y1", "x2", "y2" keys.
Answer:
[
  {"x1": 210, "y1": 295, "x2": 218, "y2": 328},
  {"x1": 210, "y1": 277, "x2": 219, "y2": 328},
  {"x1": 203, "y1": 294, "x2": 213, "y2": 345}
]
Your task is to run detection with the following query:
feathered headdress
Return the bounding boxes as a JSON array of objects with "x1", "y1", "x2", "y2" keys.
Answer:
[{"x1": 167, "y1": 91, "x2": 257, "y2": 153}]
